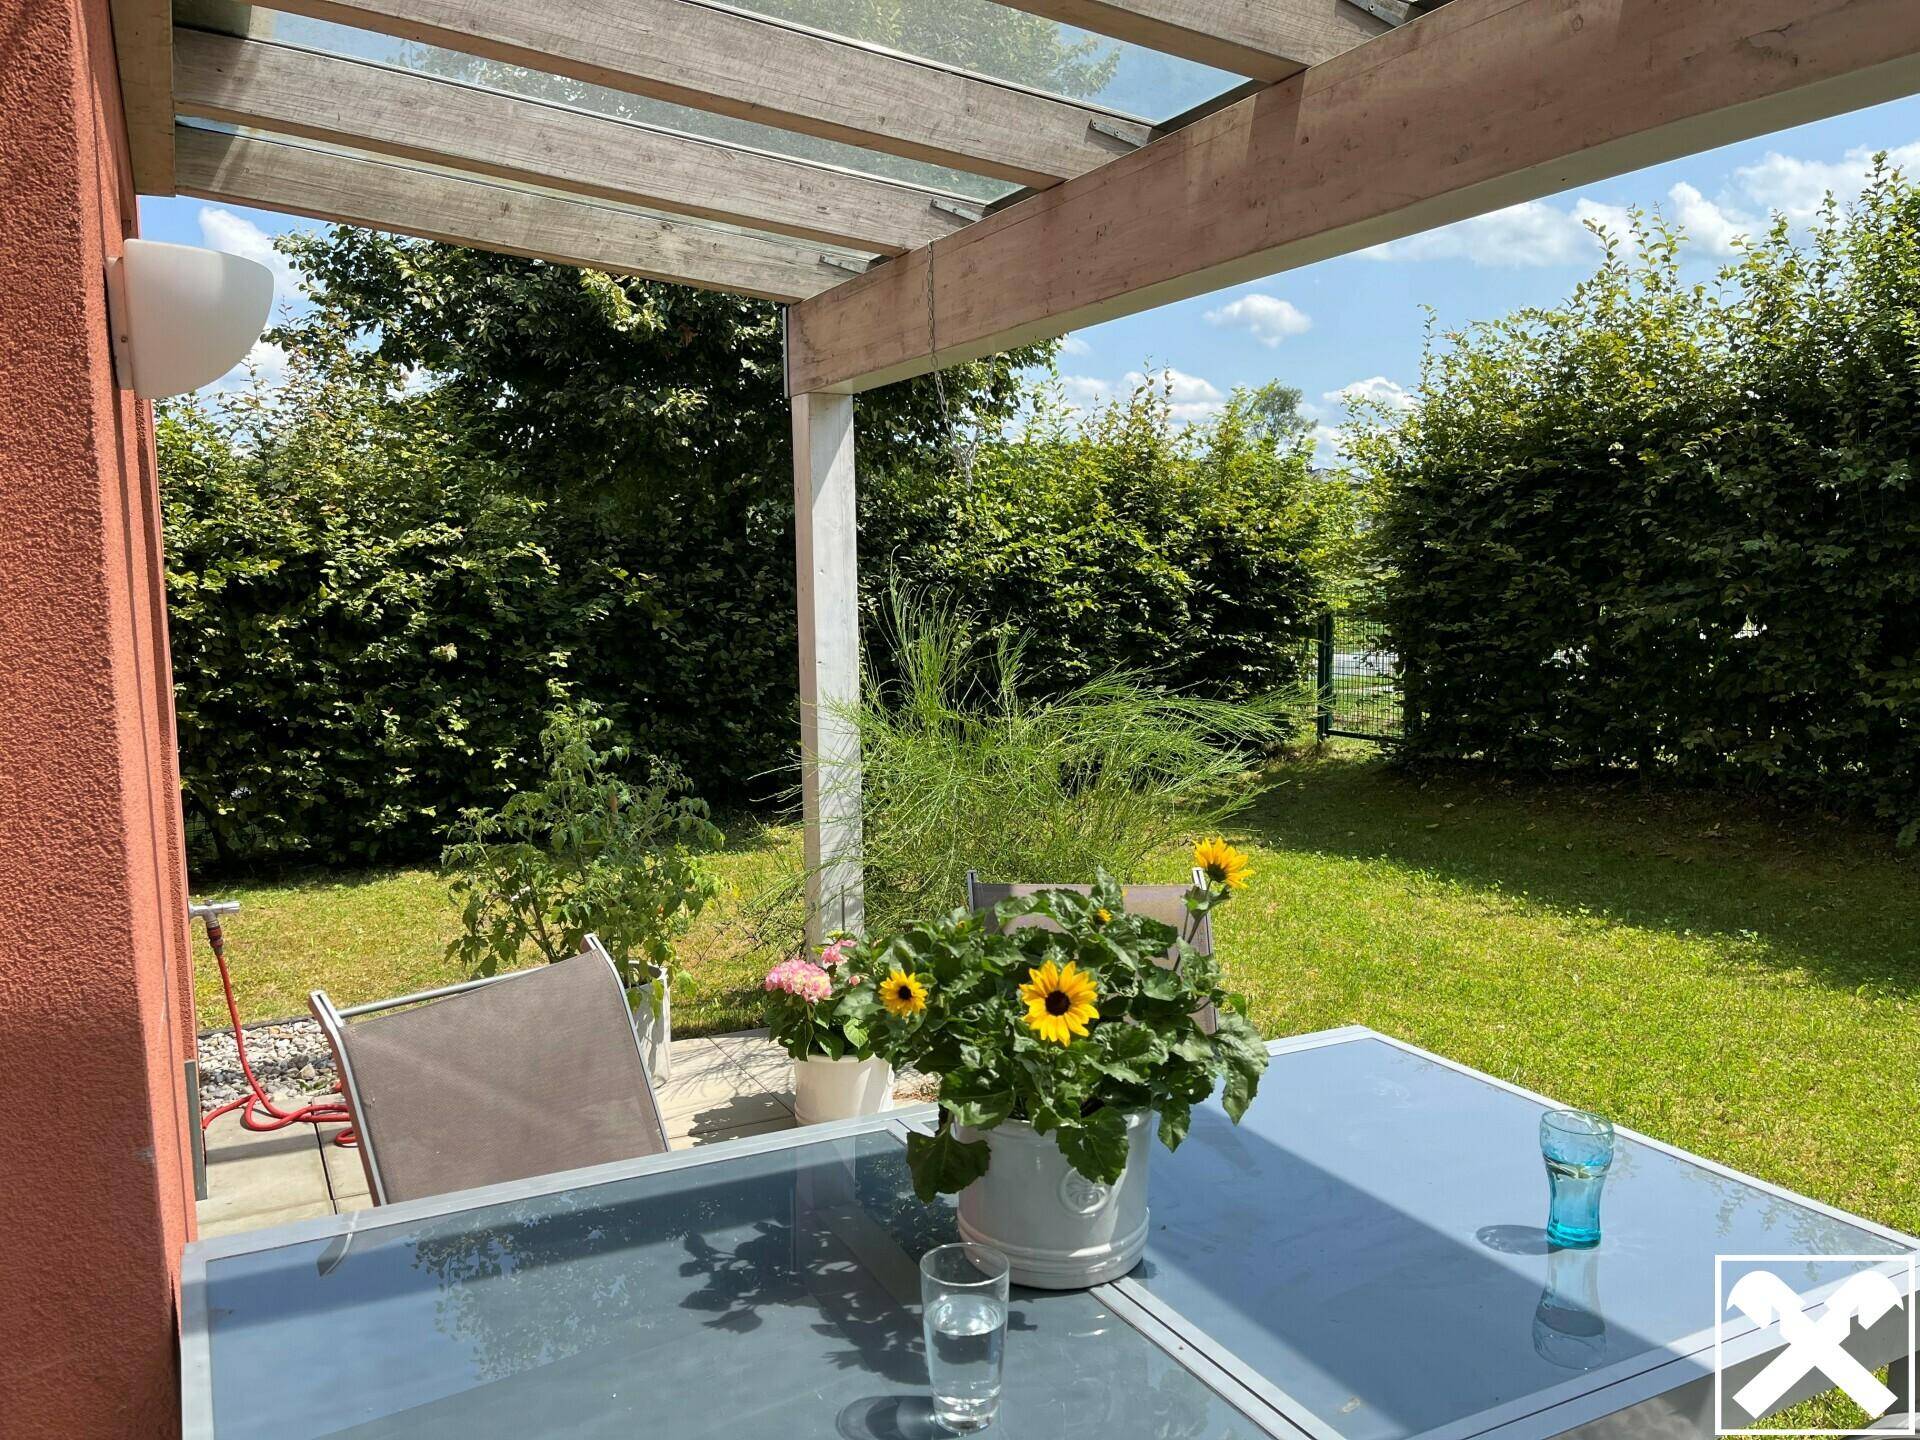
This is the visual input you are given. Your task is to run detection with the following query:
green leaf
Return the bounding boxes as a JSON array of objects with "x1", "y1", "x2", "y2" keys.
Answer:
[
  {"x1": 1094, "y1": 1022, "x2": 1170, "y2": 1085},
  {"x1": 1157, "y1": 1099, "x2": 1191, "y2": 1151},
  {"x1": 1170, "y1": 1028, "x2": 1214, "y2": 1064},
  {"x1": 1138, "y1": 963, "x2": 1183, "y2": 1002},
  {"x1": 1055, "y1": 1106, "x2": 1133, "y2": 1186},
  {"x1": 938, "y1": 1067, "x2": 1016, "y2": 1129},
  {"x1": 906, "y1": 1122, "x2": 992, "y2": 1202}
]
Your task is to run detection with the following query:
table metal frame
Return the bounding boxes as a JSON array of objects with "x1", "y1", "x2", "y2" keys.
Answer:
[{"x1": 180, "y1": 1026, "x2": 1919, "y2": 1440}]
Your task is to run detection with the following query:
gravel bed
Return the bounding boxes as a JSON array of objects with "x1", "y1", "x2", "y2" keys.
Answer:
[
  {"x1": 197, "y1": 1019, "x2": 338, "y2": 1110},
  {"x1": 198, "y1": 1023, "x2": 945, "y2": 1113}
]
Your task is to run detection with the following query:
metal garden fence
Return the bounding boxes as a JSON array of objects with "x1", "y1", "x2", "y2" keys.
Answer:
[{"x1": 1314, "y1": 612, "x2": 1403, "y2": 743}]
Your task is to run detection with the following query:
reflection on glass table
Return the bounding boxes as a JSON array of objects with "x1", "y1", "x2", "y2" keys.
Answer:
[
  {"x1": 1127, "y1": 1031, "x2": 1917, "y2": 1440},
  {"x1": 184, "y1": 1127, "x2": 1267, "y2": 1440}
]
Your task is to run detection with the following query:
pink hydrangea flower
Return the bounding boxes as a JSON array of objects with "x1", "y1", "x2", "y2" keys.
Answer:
[
  {"x1": 819, "y1": 938, "x2": 853, "y2": 968},
  {"x1": 763, "y1": 957, "x2": 832, "y2": 1003}
]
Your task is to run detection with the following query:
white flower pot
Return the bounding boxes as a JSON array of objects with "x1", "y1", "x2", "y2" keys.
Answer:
[
  {"x1": 793, "y1": 1054, "x2": 894, "y2": 1125},
  {"x1": 630, "y1": 972, "x2": 673, "y2": 1083},
  {"x1": 955, "y1": 1111, "x2": 1153, "y2": 1289}
]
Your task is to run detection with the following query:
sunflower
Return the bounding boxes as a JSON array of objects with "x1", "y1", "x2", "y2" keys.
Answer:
[
  {"x1": 1020, "y1": 960, "x2": 1100, "y2": 1046},
  {"x1": 880, "y1": 968, "x2": 929, "y2": 1017},
  {"x1": 1094, "y1": 907, "x2": 1112, "y2": 926},
  {"x1": 1193, "y1": 837, "x2": 1253, "y2": 891}
]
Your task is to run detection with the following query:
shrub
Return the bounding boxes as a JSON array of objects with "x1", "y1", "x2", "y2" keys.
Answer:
[
  {"x1": 1355, "y1": 176, "x2": 1920, "y2": 841},
  {"x1": 441, "y1": 704, "x2": 722, "y2": 989}
]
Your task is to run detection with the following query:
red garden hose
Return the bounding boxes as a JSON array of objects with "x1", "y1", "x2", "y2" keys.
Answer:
[{"x1": 196, "y1": 903, "x2": 357, "y2": 1148}]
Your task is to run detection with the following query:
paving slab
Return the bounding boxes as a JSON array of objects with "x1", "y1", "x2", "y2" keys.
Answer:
[
  {"x1": 685, "y1": 1115, "x2": 796, "y2": 1147},
  {"x1": 202, "y1": 1200, "x2": 337, "y2": 1238},
  {"x1": 198, "y1": 1111, "x2": 332, "y2": 1237},
  {"x1": 316, "y1": 1125, "x2": 371, "y2": 1208},
  {"x1": 667, "y1": 1086, "x2": 794, "y2": 1143}
]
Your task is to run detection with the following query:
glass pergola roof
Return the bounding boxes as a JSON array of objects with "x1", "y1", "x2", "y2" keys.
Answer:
[{"x1": 176, "y1": 0, "x2": 1243, "y2": 206}]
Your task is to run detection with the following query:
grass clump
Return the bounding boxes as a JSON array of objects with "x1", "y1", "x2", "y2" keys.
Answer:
[{"x1": 837, "y1": 591, "x2": 1292, "y2": 937}]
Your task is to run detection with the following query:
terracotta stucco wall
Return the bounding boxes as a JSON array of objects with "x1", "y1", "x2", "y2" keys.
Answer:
[{"x1": 0, "y1": 0, "x2": 198, "y2": 1433}]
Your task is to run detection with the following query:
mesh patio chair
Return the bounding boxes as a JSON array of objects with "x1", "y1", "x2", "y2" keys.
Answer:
[
  {"x1": 965, "y1": 869, "x2": 1219, "y2": 1033},
  {"x1": 309, "y1": 939, "x2": 668, "y2": 1206}
]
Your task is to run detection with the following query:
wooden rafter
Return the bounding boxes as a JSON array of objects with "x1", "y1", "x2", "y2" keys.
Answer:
[
  {"x1": 987, "y1": 0, "x2": 1387, "y2": 82},
  {"x1": 172, "y1": 30, "x2": 974, "y2": 254},
  {"x1": 172, "y1": 126, "x2": 863, "y2": 303},
  {"x1": 107, "y1": 0, "x2": 174, "y2": 192},
  {"x1": 786, "y1": 0, "x2": 1920, "y2": 394},
  {"x1": 259, "y1": 0, "x2": 1156, "y2": 187}
]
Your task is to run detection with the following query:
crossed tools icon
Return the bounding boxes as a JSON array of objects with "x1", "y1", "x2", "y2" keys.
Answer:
[{"x1": 1726, "y1": 1268, "x2": 1906, "y2": 1421}]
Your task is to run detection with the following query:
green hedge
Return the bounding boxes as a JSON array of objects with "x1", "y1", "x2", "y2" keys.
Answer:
[
  {"x1": 864, "y1": 383, "x2": 1346, "y2": 702},
  {"x1": 162, "y1": 258, "x2": 1340, "y2": 870},
  {"x1": 1360, "y1": 174, "x2": 1920, "y2": 840}
]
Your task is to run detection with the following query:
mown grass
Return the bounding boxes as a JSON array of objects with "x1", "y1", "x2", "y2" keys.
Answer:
[{"x1": 194, "y1": 747, "x2": 1919, "y2": 1240}]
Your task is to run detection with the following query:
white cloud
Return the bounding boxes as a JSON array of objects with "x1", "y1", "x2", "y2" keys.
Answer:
[
  {"x1": 1054, "y1": 367, "x2": 1227, "y2": 424},
  {"x1": 197, "y1": 206, "x2": 302, "y2": 304},
  {"x1": 1128, "y1": 366, "x2": 1227, "y2": 422},
  {"x1": 202, "y1": 338, "x2": 289, "y2": 395},
  {"x1": 1203, "y1": 293, "x2": 1312, "y2": 346},
  {"x1": 1057, "y1": 334, "x2": 1091, "y2": 356},
  {"x1": 1362, "y1": 200, "x2": 1610, "y2": 267},
  {"x1": 1308, "y1": 423, "x2": 1348, "y2": 467},
  {"x1": 1056, "y1": 374, "x2": 1116, "y2": 411},
  {"x1": 1325, "y1": 376, "x2": 1413, "y2": 412},
  {"x1": 1665, "y1": 182, "x2": 1752, "y2": 257}
]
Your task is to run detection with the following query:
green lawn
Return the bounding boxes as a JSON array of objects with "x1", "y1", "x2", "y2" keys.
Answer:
[{"x1": 195, "y1": 747, "x2": 1919, "y2": 1245}]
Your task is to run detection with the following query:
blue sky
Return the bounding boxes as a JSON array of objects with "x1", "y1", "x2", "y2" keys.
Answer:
[{"x1": 140, "y1": 93, "x2": 1920, "y2": 459}]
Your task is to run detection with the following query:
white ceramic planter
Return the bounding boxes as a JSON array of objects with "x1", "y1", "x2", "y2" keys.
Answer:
[
  {"x1": 629, "y1": 970, "x2": 673, "y2": 1082},
  {"x1": 793, "y1": 1055, "x2": 893, "y2": 1125},
  {"x1": 955, "y1": 1111, "x2": 1153, "y2": 1289}
]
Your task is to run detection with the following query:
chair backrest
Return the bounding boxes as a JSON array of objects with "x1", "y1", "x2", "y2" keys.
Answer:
[
  {"x1": 966, "y1": 869, "x2": 1214, "y2": 954},
  {"x1": 309, "y1": 945, "x2": 668, "y2": 1206},
  {"x1": 965, "y1": 869, "x2": 1218, "y2": 1032}
]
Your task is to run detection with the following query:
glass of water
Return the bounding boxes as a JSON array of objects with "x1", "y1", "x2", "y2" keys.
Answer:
[
  {"x1": 921, "y1": 1242, "x2": 1010, "y2": 1433},
  {"x1": 1540, "y1": 1108, "x2": 1614, "y2": 1248}
]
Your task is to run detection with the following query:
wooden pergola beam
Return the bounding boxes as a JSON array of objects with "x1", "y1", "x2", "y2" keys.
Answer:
[
  {"x1": 990, "y1": 0, "x2": 1387, "y2": 82},
  {"x1": 172, "y1": 127, "x2": 859, "y2": 303},
  {"x1": 787, "y1": 0, "x2": 1920, "y2": 395},
  {"x1": 261, "y1": 0, "x2": 1156, "y2": 187},
  {"x1": 172, "y1": 30, "x2": 971, "y2": 255},
  {"x1": 107, "y1": 0, "x2": 174, "y2": 192}
]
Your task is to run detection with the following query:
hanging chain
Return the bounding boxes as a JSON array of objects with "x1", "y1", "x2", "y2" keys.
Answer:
[{"x1": 925, "y1": 245, "x2": 978, "y2": 486}]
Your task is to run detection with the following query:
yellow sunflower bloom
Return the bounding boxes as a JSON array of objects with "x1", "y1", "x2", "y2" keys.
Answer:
[
  {"x1": 1193, "y1": 837, "x2": 1253, "y2": 891},
  {"x1": 1094, "y1": 907, "x2": 1112, "y2": 925},
  {"x1": 880, "y1": 968, "x2": 929, "y2": 1017},
  {"x1": 1019, "y1": 960, "x2": 1100, "y2": 1046}
]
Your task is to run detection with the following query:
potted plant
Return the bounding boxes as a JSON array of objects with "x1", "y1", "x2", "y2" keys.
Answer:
[
  {"x1": 853, "y1": 840, "x2": 1267, "y2": 1289},
  {"x1": 765, "y1": 937, "x2": 895, "y2": 1125},
  {"x1": 441, "y1": 704, "x2": 721, "y2": 1082}
]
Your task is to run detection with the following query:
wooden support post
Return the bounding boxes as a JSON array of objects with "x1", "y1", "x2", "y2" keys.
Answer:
[{"x1": 792, "y1": 391, "x2": 864, "y2": 944}]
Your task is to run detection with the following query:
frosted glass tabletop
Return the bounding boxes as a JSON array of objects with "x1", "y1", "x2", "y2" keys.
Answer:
[
  {"x1": 187, "y1": 1128, "x2": 1268, "y2": 1440},
  {"x1": 1134, "y1": 1033, "x2": 1912, "y2": 1440}
]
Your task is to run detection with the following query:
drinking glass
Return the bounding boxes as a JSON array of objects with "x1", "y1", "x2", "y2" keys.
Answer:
[
  {"x1": 1540, "y1": 1109, "x2": 1614, "y2": 1248},
  {"x1": 921, "y1": 1242, "x2": 1010, "y2": 1433}
]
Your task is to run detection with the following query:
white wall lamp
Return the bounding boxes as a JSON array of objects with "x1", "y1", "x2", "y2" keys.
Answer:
[{"x1": 106, "y1": 239, "x2": 274, "y2": 400}]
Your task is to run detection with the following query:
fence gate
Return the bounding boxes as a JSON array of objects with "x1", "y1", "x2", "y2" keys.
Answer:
[{"x1": 1315, "y1": 612, "x2": 1403, "y2": 742}]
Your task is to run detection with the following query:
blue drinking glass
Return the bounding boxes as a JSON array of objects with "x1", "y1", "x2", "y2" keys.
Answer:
[{"x1": 1540, "y1": 1109, "x2": 1614, "y2": 1248}]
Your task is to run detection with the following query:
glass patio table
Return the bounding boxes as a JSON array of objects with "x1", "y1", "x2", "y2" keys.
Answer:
[{"x1": 182, "y1": 1028, "x2": 1918, "y2": 1439}]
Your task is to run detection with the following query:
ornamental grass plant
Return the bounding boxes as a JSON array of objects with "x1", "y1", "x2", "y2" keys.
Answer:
[{"x1": 826, "y1": 589, "x2": 1296, "y2": 940}]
